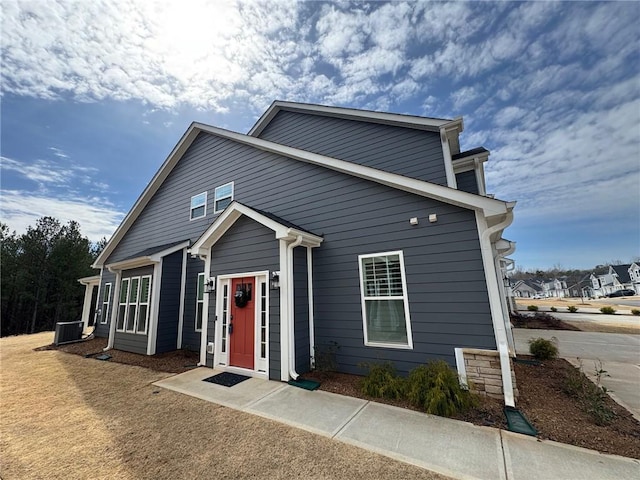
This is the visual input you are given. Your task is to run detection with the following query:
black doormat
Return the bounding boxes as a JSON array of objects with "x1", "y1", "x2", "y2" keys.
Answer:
[{"x1": 203, "y1": 372, "x2": 251, "y2": 387}]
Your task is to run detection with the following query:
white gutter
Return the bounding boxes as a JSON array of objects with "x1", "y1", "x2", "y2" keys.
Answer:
[
  {"x1": 476, "y1": 209, "x2": 516, "y2": 407},
  {"x1": 287, "y1": 235, "x2": 304, "y2": 380}
]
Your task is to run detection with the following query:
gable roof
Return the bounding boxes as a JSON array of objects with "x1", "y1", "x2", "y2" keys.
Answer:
[
  {"x1": 610, "y1": 264, "x2": 632, "y2": 283},
  {"x1": 191, "y1": 201, "x2": 323, "y2": 256},
  {"x1": 94, "y1": 121, "x2": 513, "y2": 268},
  {"x1": 248, "y1": 100, "x2": 463, "y2": 138},
  {"x1": 104, "y1": 240, "x2": 190, "y2": 271}
]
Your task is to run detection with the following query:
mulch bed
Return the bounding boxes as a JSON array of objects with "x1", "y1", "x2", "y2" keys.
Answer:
[
  {"x1": 510, "y1": 312, "x2": 581, "y2": 330},
  {"x1": 40, "y1": 336, "x2": 640, "y2": 459},
  {"x1": 37, "y1": 336, "x2": 200, "y2": 373}
]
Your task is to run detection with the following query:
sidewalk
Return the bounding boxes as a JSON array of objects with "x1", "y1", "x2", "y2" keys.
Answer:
[{"x1": 154, "y1": 368, "x2": 639, "y2": 480}]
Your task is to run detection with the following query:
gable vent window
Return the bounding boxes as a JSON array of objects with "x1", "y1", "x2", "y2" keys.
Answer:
[
  {"x1": 214, "y1": 182, "x2": 234, "y2": 213},
  {"x1": 358, "y1": 251, "x2": 413, "y2": 349},
  {"x1": 190, "y1": 192, "x2": 207, "y2": 220}
]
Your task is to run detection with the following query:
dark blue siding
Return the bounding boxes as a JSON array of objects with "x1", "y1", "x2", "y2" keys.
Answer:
[
  {"x1": 105, "y1": 131, "x2": 494, "y2": 375},
  {"x1": 181, "y1": 256, "x2": 205, "y2": 352},
  {"x1": 258, "y1": 110, "x2": 448, "y2": 185},
  {"x1": 205, "y1": 216, "x2": 280, "y2": 378},
  {"x1": 456, "y1": 170, "x2": 479, "y2": 194},
  {"x1": 156, "y1": 250, "x2": 183, "y2": 354}
]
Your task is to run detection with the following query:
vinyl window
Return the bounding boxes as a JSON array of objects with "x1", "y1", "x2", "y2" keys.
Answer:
[
  {"x1": 116, "y1": 275, "x2": 151, "y2": 334},
  {"x1": 195, "y1": 273, "x2": 205, "y2": 331},
  {"x1": 190, "y1": 192, "x2": 207, "y2": 220},
  {"x1": 358, "y1": 251, "x2": 413, "y2": 349},
  {"x1": 214, "y1": 182, "x2": 233, "y2": 213},
  {"x1": 100, "y1": 283, "x2": 112, "y2": 324}
]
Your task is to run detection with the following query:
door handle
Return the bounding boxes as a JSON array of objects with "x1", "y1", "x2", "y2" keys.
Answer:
[{"x1": 228, "y1": 323, "x2": 233, "y2": 334}]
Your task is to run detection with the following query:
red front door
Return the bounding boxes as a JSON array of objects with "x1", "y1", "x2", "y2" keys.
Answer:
[{"x1": 229, "y1": 277, "x2": 255, "y2": 369}]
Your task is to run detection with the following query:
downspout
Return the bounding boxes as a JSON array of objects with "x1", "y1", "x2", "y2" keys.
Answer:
[
  {"x1": 477, "y1": 208, "x2": 516, "y2": 407},
  {"x1": 307, "y1": 247, "x2": 315, "y2": 369},
  {"x1": 105, "y1": 266, "x2": 121, "y2": 351},
  {"x1": 287, "y1": 235, "x2": 304, "y2": 380}
]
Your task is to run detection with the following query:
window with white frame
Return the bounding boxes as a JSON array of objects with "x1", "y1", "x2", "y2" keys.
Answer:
[
  {"x1": 100, "y1": 283, "x2": 112, "y2": 324},
  {"x1": 137, "y1": 276, "x2": 151, "y2": 334},
  {"x1": 125, "y1": 277, "x2": 140, "y2": 332},
  {"x1": 214, "y1": 182, "x2": 233, "y2": 213},
  {"x1": 190, "y1": 192, "x2": 207, "y2": 220},
  {"x1": 116, "y1": 278, "x2": 129, "y2": 331},
  {"x1": 195, "y1": 273, "x2": 205, "y2": 331},
  {"x1": 116, "y1": 275, "x2": 151, "y2": 334},
  {"x1": 358, "y1": 251, "x2": 412, "y2": 348}
]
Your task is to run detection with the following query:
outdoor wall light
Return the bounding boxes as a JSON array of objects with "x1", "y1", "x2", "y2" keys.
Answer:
[
  {"x1": 204, "y1": 277, "x2": 215, "y2": 293},
  {"x1": 270, "y1": 271, "x2": 280, "y2": 289},
  {"x1": 503, "y1": 276, "x2": 512, "y2": 288}
]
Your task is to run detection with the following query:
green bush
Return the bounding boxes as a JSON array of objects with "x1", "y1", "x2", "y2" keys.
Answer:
[
  {"x1": 360, "y1": 362, "x2": 405, "y2": 399},
  {"x1": 528, "y1": 337, "x2": 558, "y2": 360},
  {"x1": 567, "y1": 305, "x2": 578, "y2": 313},
  {"x1": 550, "y1": 306, "x2": 557, "y2": 312},
  {"x1": 405, "y1": 361, "x2": 476, "y2": 416},
  {"x1": 632, "y1": 309, "x2": 640, "y2": 316},
  {"x1": 600, "y1": 306, "x2": 616, "y2": 315},
  {"x1": 527, "y1": 305, "x2": 538, "y2": 312}
]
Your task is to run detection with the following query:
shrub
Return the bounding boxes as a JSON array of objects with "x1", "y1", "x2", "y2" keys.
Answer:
[
  {"x1": 632, "y1": 309, "x2": 640, "y2": 316},
  {"x1": 564, "y1": 359, "x2": 615, "y2": 426},
  {"x1": 600, "y1": 306, "x2": 616, "y2": 315},
  {"x1": 567, "y1": 305, "x2": 578, "y2": 313},
  {"x1": 550, "y1": 306, "x2": 557, "y2": 312},
  {"x1": 527, "y1": 305, "x2": 538, "y2": 312},
  {"x1": 360, "y1": 362, "x2": 405, "y2": 399},
  {"x1": 528, "y1": 337, "x2": 558, "y2": 360},
  {"x1": 405, "y1": 361, "x2": 476, "y2": 416}
]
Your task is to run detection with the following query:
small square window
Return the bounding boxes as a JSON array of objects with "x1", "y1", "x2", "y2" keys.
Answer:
[
  {"x1": 190, "y1": 192, "x2": 207, "y2": 220},
  {"x1": 214, "y1": 182, "x2": 234, "y2": 213}
]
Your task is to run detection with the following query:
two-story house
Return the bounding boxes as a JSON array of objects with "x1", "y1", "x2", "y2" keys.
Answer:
[{"x1": 80, "y1": 101, "x2": 518, "y2": 405}]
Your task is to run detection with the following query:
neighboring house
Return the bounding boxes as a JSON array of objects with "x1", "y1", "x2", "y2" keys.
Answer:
[
  {"x1": 80, "y1": 101, "x2": 517, "y2": 405},
  {"x1": 512, "y1": 280, "x2": 541, "y2": 298},
  {"x1": 540, "y1": 278, "x2": 569, "y2": 298},
  {"x1": 629, "y1": 263, "x2": 640, "y2": 294},
  {"x1": 590, "y1": 265, "x2": 634, "y2": 296}
]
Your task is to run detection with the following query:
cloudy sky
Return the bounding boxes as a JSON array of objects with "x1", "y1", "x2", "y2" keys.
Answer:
[{"x1": 1, "y1": 1, "x2": 639, "y2": 270}]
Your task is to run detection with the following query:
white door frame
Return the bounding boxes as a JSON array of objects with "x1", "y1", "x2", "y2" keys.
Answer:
[{"x1": 213, "y1": 271, "x2": 269, "y2": 379}]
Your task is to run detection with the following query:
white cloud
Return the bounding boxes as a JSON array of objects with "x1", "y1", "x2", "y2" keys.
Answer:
[
  {"x1": 0, "y1": 190, "x2": 123, "y2": 241},
  {"x1": 0, "y1": 155, "x2": 105, "y2": 192}
]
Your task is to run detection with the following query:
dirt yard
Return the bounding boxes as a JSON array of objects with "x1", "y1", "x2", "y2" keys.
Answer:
[{"x1": 1, "y1": 332, "x2": 449, "y2": 480}]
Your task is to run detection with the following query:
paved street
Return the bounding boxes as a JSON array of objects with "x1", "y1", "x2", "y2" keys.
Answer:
[{"x1": 514, "y1": 328, "x2": 640, "y2": 419}]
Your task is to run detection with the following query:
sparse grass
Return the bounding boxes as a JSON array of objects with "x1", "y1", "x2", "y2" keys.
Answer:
[
  {"x1": 527, "y1": 305, "x2": 538, "y2": 312},
  {"x1": 632, "y1": 309, "x2": 640, "y2": 316},
  {"x1": 567, "y1": 305, "x2": 578, "y2": 313},
  {"x1": 0, "y1": 332, "x2": 446, "y2": 480}
]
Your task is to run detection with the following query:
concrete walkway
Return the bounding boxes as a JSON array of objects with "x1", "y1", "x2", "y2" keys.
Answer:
[
  {"x1": 154, "y1": 367, "x2": 639, "y2": 480},
  {"x1": 514, "y1": 328, "x2": 640, "y2": 419}
]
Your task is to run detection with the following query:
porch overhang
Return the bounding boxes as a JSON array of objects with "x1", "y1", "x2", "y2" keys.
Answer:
[
  {"x1": 78, "y1": 275, "x2": 100, "y2": 286},
  {"x1": 105, "y1": 240, "x2": 190, "y2": 272},
  {"x1": 190, "y1": 201, "x2": 323, "y2": 258}
]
